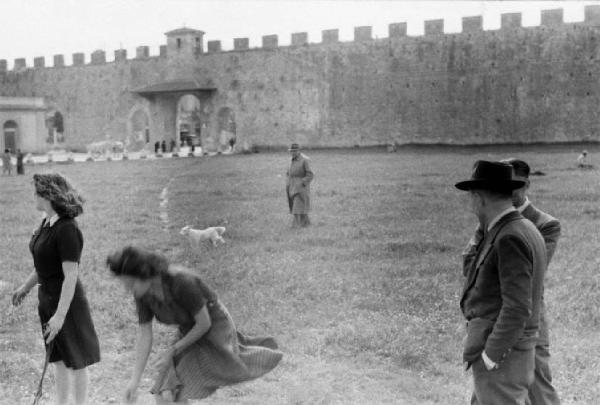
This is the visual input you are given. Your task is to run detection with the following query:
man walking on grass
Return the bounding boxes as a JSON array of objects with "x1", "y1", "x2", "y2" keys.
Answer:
[
  {"x1": 463, "y1": 159, "x2": 561, "y2": 405},
  {"x1": 286, "y1": 143, "x2": 314, "y2": 228},
  {"x1": 456, "y1": 160, "x2": 547, "y2": 405}
]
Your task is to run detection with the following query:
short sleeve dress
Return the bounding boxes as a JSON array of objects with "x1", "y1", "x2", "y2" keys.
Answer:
[
  {"x1": 30, "y1": 217, "x2": 100, "y2": 369},
  {"x1": 135, "y1": 268, "x2": 283, "y2": 401}
]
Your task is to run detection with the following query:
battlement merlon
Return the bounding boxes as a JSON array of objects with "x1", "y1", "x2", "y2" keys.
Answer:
[
  {"x1": 91, "y1": 50, "x2": 106, "y2": 64},
  {"x1": 322, "y1": 29, "x2": 339, "y2": 44},
  {"x1": 354, "y1": 26, "x2": 372, "y2": 41},
  {"x1": 291, "y1": 32, "x2": 308, "y2": 46},
  {"x1": 234, "y1": 38, "x2": 249, "y2": 50},
  {"x1": 585, "y1": 5, "x2": 600, "y2": 25},
  {"x1": 114, "y1": 49, "x2": 127, "y2": 62},
  {"x1": 501, "y1": 12, "x2": 522, "y2": 29},
  {"x1": 541, "y1": 9, "x2": 563, "y2": 27},
  {"x1": 462, "y1": 16, "x2": 483, "y2": 33},
  {"x1": 136, "y1": 46, "x2": 150, "y2": 59},
  {"x1": 0, "y1": 60, "x2": 7, "y2": 72},
  {"x1": 73, "y1": 53, "x2": 85, "y2": 66},
  {"x1": 207, "y1": 40, "x2": 221, "y2": 52},
  {"x1": 425, "y1": 19, "x2": 444, "y2": 35},
  {"x1": 54, "y1": 55, "x2": 65, "y2": 67},
  {"x1": 14, "y1": 58, "x2": 26, "y2": 70},
  {"x1": 34, "y1": 57, "x2": 45, "y2": 68},
  {"x1": 389, "y1": 23, "x2": 407, "y2": 37},
  {"x1": 262, "y1": 35, "x2": 278, "y2": 49}
]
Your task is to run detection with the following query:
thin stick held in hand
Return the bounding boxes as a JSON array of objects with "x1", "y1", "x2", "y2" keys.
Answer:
[{"x1": 32, "y1": 335, "x2": 54, "y2": 405}]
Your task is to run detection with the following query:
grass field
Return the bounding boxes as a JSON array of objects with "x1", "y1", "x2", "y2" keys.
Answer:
[{"x1": 0, "y1": 146, "x2": 599, "y2": 404}]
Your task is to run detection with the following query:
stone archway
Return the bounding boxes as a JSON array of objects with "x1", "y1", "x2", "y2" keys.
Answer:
[
  {"x1": 176, "y1": 94, "x2": 203, "y2": 149},
  {"x1": 3, "y1": 120, "x2": 18, "y2": 152},
  {"x1": 45, "y1": 110, "x2": 65, "y2": 145},
  {"x1": 127, "y1": 104, "x2": 151, "y2": 151}
]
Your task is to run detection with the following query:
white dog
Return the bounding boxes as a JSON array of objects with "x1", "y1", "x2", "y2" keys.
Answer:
[{"x1": 180, "y1": 225, "x2": 226, "y2": 248}]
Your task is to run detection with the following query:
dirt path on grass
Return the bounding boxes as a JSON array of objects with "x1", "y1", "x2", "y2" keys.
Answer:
[{"x1": 159, "y1": 178, "x2": 174, "y2": 232}]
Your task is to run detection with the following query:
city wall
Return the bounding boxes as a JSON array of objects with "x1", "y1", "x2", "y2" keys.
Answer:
[{"x1": 2, "y1": 6, "x2": 600, "y2": 150}]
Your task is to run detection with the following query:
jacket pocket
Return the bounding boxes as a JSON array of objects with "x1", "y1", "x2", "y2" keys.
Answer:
[{"x1": 463, "y1": 317, "x2": 495, "y2": 363}]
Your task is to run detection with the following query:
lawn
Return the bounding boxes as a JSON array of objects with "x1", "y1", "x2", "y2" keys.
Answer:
[{"x1": 0, "y1": 146, "x2": 598, "y2": 404}]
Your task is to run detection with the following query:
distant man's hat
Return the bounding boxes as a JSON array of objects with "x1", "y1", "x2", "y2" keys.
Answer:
[
  {"x1": 500, "y1": 158, "x2": 530, "y2": 178},
  {"x1": 288, "y1": 143, "x2": 301, "y2": 152},
  {"x1": 455, "y1": 160, "x2": 525, "y2": 192}
]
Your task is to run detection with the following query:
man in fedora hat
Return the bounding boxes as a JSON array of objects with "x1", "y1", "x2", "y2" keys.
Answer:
[
  {"x1": 286, "y1": 143, "x2": 314, "y2": 228},
  {"x1": 456, "y1": 160, "x2": 547, "y2": 405},
  {"x1": 463, "y1": 158, "x2": 562, "y2": 405}
]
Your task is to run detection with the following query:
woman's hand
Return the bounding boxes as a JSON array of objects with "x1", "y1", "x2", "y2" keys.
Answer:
[
  {"x1": 44, "y1": 314, "x2": 65, "y2": 343},
  {"x1": 124, "y1": 380, "x2": 139, "y2": 404},
  {"x1": 150, "y1": 347, "x2": 176, "y2": 371},
  {"x1": 11, "y1": 286, "x2": 29, "y2": 306}
]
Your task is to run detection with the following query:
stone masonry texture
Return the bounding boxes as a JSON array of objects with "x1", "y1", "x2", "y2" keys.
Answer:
[{"x1": 2, "y1": 6, "x2": 600, "y2": 151}]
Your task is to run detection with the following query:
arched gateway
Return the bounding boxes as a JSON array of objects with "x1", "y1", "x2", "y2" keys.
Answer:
[
  {"x1": 3, "y1": 120, "x2": 17, "y2": 151},
  {"x1": 132, "y1": 79, "x2": 217, "y2": 151}
]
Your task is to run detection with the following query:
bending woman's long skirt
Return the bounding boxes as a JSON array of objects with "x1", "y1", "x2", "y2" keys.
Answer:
[{"x1": 151, "y1": 300, "x2": 283, "y2": 401}]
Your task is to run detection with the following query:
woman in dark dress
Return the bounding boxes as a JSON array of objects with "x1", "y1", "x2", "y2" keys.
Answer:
[
  {"x1": 106, "y1": 246, "x2": 283, "y2": 404},
  {"x1": 12, "y1": 173, "x2": 100, "y2": 405}
]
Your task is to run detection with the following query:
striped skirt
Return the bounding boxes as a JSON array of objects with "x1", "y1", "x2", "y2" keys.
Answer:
[{"x1": 151, "y1": 301, "x2": 283, "y2": 400}]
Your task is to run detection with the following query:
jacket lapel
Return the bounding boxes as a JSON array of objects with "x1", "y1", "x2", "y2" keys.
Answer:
[{"x1": 461, "y1": 211, "x2": 521, "y2": 303}]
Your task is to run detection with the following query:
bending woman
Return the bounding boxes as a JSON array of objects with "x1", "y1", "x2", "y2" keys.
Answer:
[
  {"x1": 106, "y1": 246, "x2": 283, "y2": 404},
  {"x1": 12, "y1": 173, "x2": 100, "y2": 405}
]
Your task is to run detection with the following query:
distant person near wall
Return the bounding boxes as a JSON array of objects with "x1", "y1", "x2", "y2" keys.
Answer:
[
  {"x1": 2, "y1": 149, "x2": 12, "y2": 175},
  {"x1": 154, "y1": 141, "x2": 160, "y2": 154},
  {"x1": 577, "y1": 150, "x2": 593, "y2": 169},
  {"x1": 161, "y1": 140, "x2": 166, "y2": 153},
  {"x1": 16, "y1": 149, "x2": 24, "y2": 175},
  {"x1": 286, "y1": 143, "x2": 314, "y2": 228},
  {"x1": 170, "y1": 139, "x2": 176, "y2": 152}
]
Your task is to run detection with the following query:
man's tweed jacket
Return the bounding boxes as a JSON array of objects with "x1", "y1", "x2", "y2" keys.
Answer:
[
  {"x1": 463, "y1": 202, "x2": 560, "y2": 346},
  {"x1": 460, "y1": 210, "x2": 547, "y2": 365}
]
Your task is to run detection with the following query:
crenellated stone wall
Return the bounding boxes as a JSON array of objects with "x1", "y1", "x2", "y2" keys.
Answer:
[{"x1": 2, "y1": 5, "x2": 600, "y2": 152}]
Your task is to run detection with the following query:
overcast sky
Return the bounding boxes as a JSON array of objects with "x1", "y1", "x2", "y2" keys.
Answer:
[{"x1": 1, "y1": 0, "x2": 599, "y2": 67}]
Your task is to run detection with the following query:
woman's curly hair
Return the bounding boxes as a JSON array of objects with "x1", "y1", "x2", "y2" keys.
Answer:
[
  {"x1": 33, "y1": 173, "x2": 84, "y2": 218},
  {"x1": 106, "y1": 246, "x2": 168, "y2": 280}
]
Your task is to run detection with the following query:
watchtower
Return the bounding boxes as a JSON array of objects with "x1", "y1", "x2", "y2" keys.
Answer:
[{"x1": 165, "y1": 27, "x2": 205, "y2": 57}]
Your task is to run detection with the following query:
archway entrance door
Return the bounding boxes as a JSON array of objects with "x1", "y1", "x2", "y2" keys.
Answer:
[
  {"x1": 3, "y1": 121, "x2": 17, "y2": 152},
  {"x1": 129, "y1": 109, "x2": 150, "y2": 151},
  {"x1": 177, "y1": 95, "x2": 203, "y2": 148}
]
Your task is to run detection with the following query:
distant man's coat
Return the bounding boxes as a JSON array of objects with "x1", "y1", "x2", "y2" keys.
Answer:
[
  {"x1": 461, "y1": 210, "x2": 547, "y2": 405},
  {"x1": 286, "y1": 153, "x2": 314, "y2": 214}
]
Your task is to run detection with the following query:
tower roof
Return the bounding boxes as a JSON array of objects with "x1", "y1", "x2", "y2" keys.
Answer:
[{"x1": 165, "y1": 27, "x2": 205, "y2": 36}]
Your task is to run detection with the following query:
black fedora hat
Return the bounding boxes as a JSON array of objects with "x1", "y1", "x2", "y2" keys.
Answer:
[
  {"x1": 288, "y1": 143, "x2": 301, "y2": 151},
  {"x1": 455, "y1": 160, "x2": 525, "y2": 192}
]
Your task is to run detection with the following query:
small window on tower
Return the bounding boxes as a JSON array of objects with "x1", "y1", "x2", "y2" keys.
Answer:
[{"x1": 177, "y1": 38, "x2": 182, "y2": 49}]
